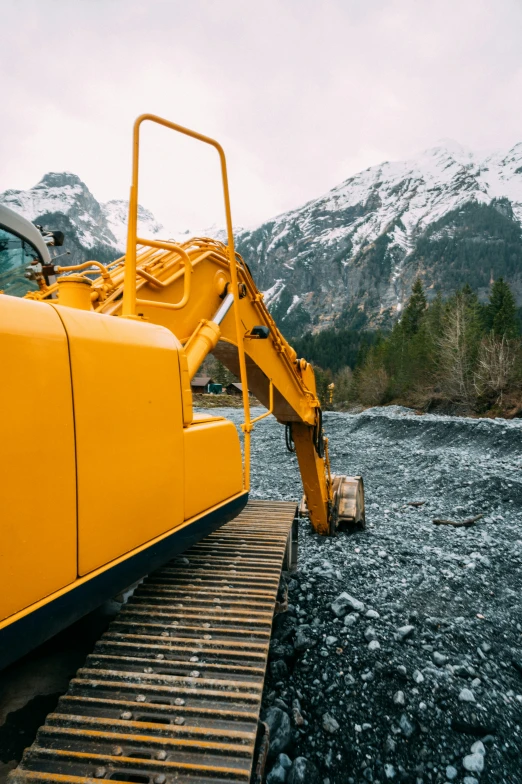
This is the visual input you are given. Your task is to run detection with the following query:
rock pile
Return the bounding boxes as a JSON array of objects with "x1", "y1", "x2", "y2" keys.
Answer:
[{"x1": 238, "y1": 407, "x2": 522, "y2": 784}]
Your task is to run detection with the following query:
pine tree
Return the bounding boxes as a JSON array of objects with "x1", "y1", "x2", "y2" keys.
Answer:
[
  {"x1": 400, "y1": 278, "x2": 427, "y2": 337},
  {"x1": 486, "y1": 278, "x2": 518, "y2": 338}
]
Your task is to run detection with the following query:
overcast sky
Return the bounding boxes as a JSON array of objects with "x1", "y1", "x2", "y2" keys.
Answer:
[{"x1": 2, "y1": 0, "x2": 522, "y2": 231}]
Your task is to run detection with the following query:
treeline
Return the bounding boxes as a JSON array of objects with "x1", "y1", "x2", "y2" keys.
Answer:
[
  {"x1": 292, "y1": 328, "x2": 380, "y2": 374},
  {"x1": 310, "y1": 278, "x2": 522, "y2": 417}
]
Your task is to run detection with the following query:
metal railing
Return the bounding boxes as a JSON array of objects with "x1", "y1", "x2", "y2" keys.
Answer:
[{"x1": 121, "y1": 114, "x2": 252, "y2": 489}]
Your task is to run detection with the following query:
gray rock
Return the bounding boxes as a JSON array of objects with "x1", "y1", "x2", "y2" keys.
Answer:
[
  {"x1": 433, "y1": 652, "x2": 448, "y2": 666},
  {"x1": 366, "y1": 609, "x2": 380, "y2": 619},
  {"x1": 454, "y1": 664, "x2": 475, "y2": 679},
  {"x1": 368, "y1": 639, "x2": 380, "y2": 651},
  {"x1": 396, "y1": 665, "x2": 407, "y2": 677},
  {"x1": 264, "y1": 707, "x2": 292, "y2": 761},
  {"x1": 266, "y1": 762, "x2": 287, "y2": 784},
  {"x1": 287, "y1": 757, "x2": 321, "y2": 784},
  {"x1": 331, "y1": 592, "x2": 364, "y2": 617},
  {"x1": 399, "y1": 713, "x2": 415, "y2": 738},
  {"x1": 396, "y1": 625, "x2": 414, "y2": 641},
  {"x1": 322, "y1": 712, "x2": 340, "y2": 734},
  {"x1": 272, "y1": 613, "x2": 298, "y2": 642},
  {"x1": 270, "y1": 640, "x2": 295, "y2": 661},
  {"x1": 270, "y1": 660, "x2": 288, "y2": 680},
  {"x1": 445, "y1": 765, "x2": 458, "y2": 780},
  {"x1": 292, "y1": 705, "x2": 304, "y2": 726},
  {"x1": 364, "y1": 626, "x2": 378, "y2": 641},
  {"x1": 463, "y1": 778, "x2": 479, "y2": 784},
  {"x1": 459, "y1": 688, "x2": 476, "y2": 702},
  {"x1": 462, "y1": 753, "x2": 484, "y2": 774},
  {"x1": 384, "y1": 763, "x2": 396, "y2": 779},
  {"x1": 279, "y1": 754, "x2": 292, "y2": 770},
  {"x1": 413, "y1": 669, "x2": 425, "y2": 684},
  {"x1": 294, "y1": 625, "x2": 316, "y2": 652},
  {"x1": 393, "y1": 690, "x2": 405, "y2": 706},
  {"x1": 325, "y1": 635, "x2": 338, "y2": 646},
  {"x1": 344, "y1": 614, "x2": 358, "y2": 627},
  {"x1": 470, "y1": 740, "x2": 485, "y2": 755}
]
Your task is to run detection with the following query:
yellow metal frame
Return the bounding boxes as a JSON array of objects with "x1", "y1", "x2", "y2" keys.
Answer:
[
  {"x1": 248, "y1": 379, "x2": 274, "y2": 426},
  {"x1": 135, "y1": 238, "x2": 192, "y2": 310},
  {"x1": 122, "y1": 114, "x2": 252, "y2": 490}
]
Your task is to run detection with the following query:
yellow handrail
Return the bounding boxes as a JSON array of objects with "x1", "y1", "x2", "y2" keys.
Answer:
[
  {"x1": 249, "y1": 380, "x2": 274, "y2": 426},
  {"x1": 134, "y1": 237, "x2": 191, "y2": 310},
  {"x1": 121, "y1": 113, "x2": 251, "y2": 490},
  {"x1": 56, "y1": 260, "x2": 113, "y2": 283}
]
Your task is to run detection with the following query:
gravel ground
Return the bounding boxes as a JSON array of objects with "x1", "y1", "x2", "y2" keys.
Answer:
[
  {"x1": 1, "y1": 406, "x2": 520, "y2": 784},
  {"x1": 217, "y1": 406, "x2": 522, "y2": 784}
]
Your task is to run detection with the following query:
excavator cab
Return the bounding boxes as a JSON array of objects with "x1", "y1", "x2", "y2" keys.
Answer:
[
  {"x1": 0, "y1": 205, "x2": 49, "y2": 296},
  {"x1": 0, "y1": 204, "x2": 64, "y2": 296}
]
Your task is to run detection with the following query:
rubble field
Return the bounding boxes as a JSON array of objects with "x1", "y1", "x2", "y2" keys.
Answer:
[
  {"x1": 223, "y1": 406, "x2": 522, "y2": 784},
  {"x1": 1, "y1": 406, "x2": 520, "y2": 784}
]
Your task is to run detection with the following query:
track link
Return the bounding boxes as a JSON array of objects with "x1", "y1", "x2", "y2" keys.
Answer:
[{"x1": 9, "y1": 500, "x2": 297, "y2": 784}]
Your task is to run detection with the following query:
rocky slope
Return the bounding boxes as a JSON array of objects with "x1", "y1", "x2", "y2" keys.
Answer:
[
  {"x1": 236, "y1": 141, "x2": 522, "y2": 336},
  {"x1": 2, "y1": 140, "x2": 522, "y2": 336}
]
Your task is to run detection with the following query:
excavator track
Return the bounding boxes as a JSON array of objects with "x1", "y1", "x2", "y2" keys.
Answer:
[{"x1": 9, "y1": 500, "x2": 297, "y2": 784}]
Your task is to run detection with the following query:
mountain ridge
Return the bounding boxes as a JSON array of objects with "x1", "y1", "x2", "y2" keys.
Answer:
[{"x1": 2, "y1": 140, "x2": 522, "y2": 337}]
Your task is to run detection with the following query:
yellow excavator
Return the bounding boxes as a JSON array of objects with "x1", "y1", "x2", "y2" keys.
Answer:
[{"x1": 1, "y1": 115, "x2": 364, "y2": 784}]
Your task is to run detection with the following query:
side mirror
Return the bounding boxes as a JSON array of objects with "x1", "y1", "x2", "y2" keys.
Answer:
[
  {"x1": 37, "y1": 225, "x2": 65, "y2": 246},
  {"x1": 49, "y1": 230, "x2": 65, "y2": 247}
]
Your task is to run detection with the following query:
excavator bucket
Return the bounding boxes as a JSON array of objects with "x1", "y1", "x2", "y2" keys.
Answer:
[
  {"x1": 332, "y1": 474, "x2": 365, "y2": 529},
  {"x1": 299, "y1": 474, "x2": 365, "y2": 533}
]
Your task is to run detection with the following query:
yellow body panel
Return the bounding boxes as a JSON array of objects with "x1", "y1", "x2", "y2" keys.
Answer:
[
  {"x1": 184, "y1": 418, "x2": 243, "y2": 519},
  {"x1": 0, "y1": 297, "x2": 76, "y2": 619},
  {"x1": 0, "y1": 490, "x2": 247, "y2": 634},
  {"x1": 52, "y1": 305, "x2": 185, "y2": 576}
]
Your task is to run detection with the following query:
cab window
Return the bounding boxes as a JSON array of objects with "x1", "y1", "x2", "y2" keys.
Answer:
[{"x1": 0, "y1": 224, "x2": 42, "y2": 297}]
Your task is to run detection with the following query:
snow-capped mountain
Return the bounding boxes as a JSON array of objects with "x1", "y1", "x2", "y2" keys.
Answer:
[
  {"x1": 235, "y1": 140, "x2": 522, "y2": 335},
  {"x1": 0, "y1": 172, "x2": 169, "y2": 264},
  {"x1": 0, "y1": 172, "x2": 228, "y2": 266},
  {"x1": 2, "y1": 140, "x2": 522, "y2": 336}
]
